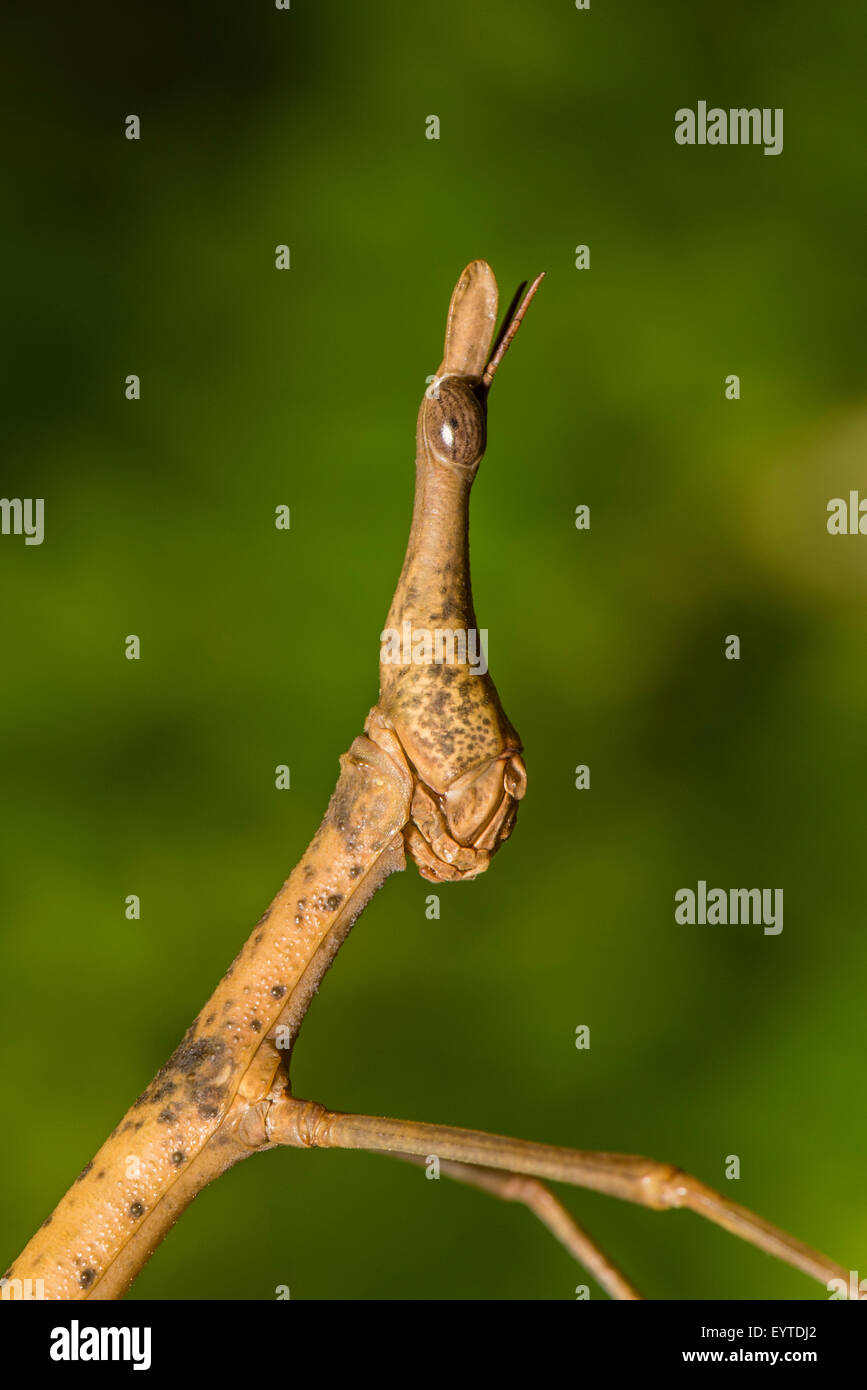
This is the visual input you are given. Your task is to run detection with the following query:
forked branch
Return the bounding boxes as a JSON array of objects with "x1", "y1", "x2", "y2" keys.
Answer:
[
  {"x1": 3, "y1": 263, "x2": 850, "y2": 1302},
  {"x1": 257, "y1": 1095, "x2": 848, "y2": 1297},
  {"x1": 389, "y1": 1154, "x2": 642, "y2": 1301}
]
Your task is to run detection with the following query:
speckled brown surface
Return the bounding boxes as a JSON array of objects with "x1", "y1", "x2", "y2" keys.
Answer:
[
  {"x1": 378, "y1": 260, "x2": 528, "y2": 881},
  {"x1": 6, "y1": 262, "x2": 531, "y2": 1298}
]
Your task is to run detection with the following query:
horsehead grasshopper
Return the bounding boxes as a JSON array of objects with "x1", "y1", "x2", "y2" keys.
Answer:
[
  {"x1": 5, "y1": 262, "x2": 852, "y2": 1301},
  {"x1": 371, "y1": 259, "x2": 539, "y2": 881}
]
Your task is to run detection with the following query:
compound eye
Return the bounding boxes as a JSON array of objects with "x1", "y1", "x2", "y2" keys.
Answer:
[{"x1": 423, "y1": 378, "x2": 485, "y2": 467}]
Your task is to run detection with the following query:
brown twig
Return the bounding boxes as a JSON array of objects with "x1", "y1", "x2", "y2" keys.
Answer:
[
  {"x1": 3, "y1": 260, "x2": 534, "y2": 1300},
  {"x1": 388, "y1": 1153, "x2": 643, "y2": 1301},
  {"x1": 3, "y1": 262, "x2": 850, "y2": 1302},
  {"x1": 262, "y1": 1096, "x2": 849, "y2": 1295}
]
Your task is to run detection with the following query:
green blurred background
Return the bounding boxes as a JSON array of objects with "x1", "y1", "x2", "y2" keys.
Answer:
[{"x1": 2, "y1": 1, "x2": 866, "y2": 1300}]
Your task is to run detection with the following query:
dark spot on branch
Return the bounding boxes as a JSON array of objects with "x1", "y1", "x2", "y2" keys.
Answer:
[
  {"x1": 194, "y1": 1072, "x2": 227, "y2": 1103},
  {"x1": 172, "y1": 1036, "x2": 224, "y2": 1074},
  {"x1": 271, "y1": 984, "x2": 286, "y2": 998},
  {"x1": 80, "y1": 1268, "x2": 96, "y2": 1289},
  {"x1": 75, "y1": 1161, "x2": 94, "y2": 1183},
  {"x1": 326, "y1": 894, "x2": 343, "y2": 911},
  {"x1": 129, "y1": 1202, "x2": 145, "y2": 1220},
  {"x1": 172, "y1": 1151, "x2": 186, "y2": 1165}
]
